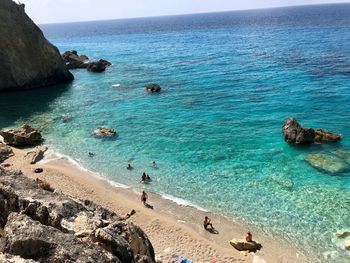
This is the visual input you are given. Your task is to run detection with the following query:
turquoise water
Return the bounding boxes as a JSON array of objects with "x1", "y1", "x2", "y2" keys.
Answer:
[{"x1": 1, "y1": 4, "x2": 350, "y2": 262}]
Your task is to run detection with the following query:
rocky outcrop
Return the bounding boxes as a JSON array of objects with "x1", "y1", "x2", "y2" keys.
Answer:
[
  {"x1": 282, "y1": 118, "x2": 342, "y2": 145},
  {"x1": 24, "y1": 146, "x2": 48, "y2": 164},
  {"x1": 145, "y1": 84, "x2": 161, "y2": 93},
  {"x1": 0, "y1": 143, "x2": 13, "y2": 163},
  {"x1": 306, "y1": 153, "x2": 348, "y2": 174},
  {"x1": 0, "y1": 167, "x2": 155, "y2": 263},
  {"x1": 229, "y1": 239, "x2": 262, "y2": 251},
  {"x1": 0, "y1": 125, "x2": 42, "y2": 146},
  {"x1": 0, "y1": 0, "x2": 73, "y2": 91},
  {"x1": 62, "y1": 50, "x2": 111, "y2": 72},
  {"x1": 91, "y1": 128, "x2": 117, "y2": 138}
]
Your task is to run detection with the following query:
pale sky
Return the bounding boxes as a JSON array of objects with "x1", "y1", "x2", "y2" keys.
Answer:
[{"x1": 18, "y1": 0, "x2": 348, "y2": 24}]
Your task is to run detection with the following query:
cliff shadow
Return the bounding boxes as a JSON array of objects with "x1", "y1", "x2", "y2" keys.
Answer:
[{"x1": 0, "y1": 83, "x2": 72, "y2": 128}]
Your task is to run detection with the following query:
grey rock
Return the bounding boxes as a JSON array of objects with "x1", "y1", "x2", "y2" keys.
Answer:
[
  {"x1": 91, "y1": 127, "x2": 117, "y2": 138},
  {"x1": 0, "y1": 124, "x2": 42, "y2": 146},
  {"x1": 0, "y1": 143, "x2": 13, "y2": 163},
  {"x1": 0, "y1": 0, "x2": 73, "y2": 91},
  {"x1": 0, "y1": 170, "x2": 155, "y2": 263}
]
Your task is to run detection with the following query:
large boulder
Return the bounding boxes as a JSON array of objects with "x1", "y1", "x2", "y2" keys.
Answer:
[
  {"x1": 0, "y1": 171, "x2": 155, "y2": 263},
  {"x1": 24, "y1": 146, "x2": 48, "y2": 164},
  {"x1": 87, "y1": 61, "x2": 107, "y2": 72},
  {"x1": 229, "y1": 239, "x2": 262, "y2": 251},
  {"x1": 0, "y1": 143, "x2": 13, "y2": 163},
  {"x1": 0, "y1": 0, "x2": 73, "y2": 91},
  {"x1": 0, "y1": 125, "x2": 42, "y2": 146},
  {"x1": 282, "y1": 118, "x2": 342, "y2": 145},
  {"x1": 306, "y1": 153, "x2": 348, "y2": 174},
  {"x1": 62, "y1": 50, "x2": 89, "y2": 69}
]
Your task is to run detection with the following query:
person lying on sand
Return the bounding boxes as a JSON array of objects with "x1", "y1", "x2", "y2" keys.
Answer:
[
  {"x1": 203, "y1": 216, "x2": 214, "y2": 230},
  {"x1": 123, "y1": 209, "x2": 136, "y2": 220},
  {"x1": 246, "y1": 231, "x2": 253, "y2": 242}
]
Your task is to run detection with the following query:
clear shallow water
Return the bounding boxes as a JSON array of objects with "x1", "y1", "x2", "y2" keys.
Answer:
[{"x1": 1, "y1": 4, "x2": 350, "y2": 262}]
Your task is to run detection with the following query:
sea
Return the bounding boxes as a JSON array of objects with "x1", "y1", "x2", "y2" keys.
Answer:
[{"x1": 1, "y1": 4, "x2": 350, "y2": 262}]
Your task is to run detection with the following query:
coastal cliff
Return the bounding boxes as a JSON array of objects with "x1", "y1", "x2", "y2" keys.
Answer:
[
  {"x1": 0, "y1": 167, "x2": 155, "y2": 263},
  {"x1": 0, "y1": 0, "x2": 73, "y2": 91}
]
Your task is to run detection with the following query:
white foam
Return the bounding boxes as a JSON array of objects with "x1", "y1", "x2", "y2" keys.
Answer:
[
  {"x1": 39, "y1": 149, "x2": 129, "y2": 189},
  {"x1": 160, "y1": 193, "x2": 208, "y2": 212},
  {"x1": 112, "y1": 84, "x2": 121, "y2": 88}
]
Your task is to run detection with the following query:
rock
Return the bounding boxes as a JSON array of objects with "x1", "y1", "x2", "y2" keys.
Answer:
[
  {"x1": 62, "y1": 50, "x2": 89, "y2": 69},
  {"x1": 145, "y1": 84, "x2": 161, "y2": 93},
  {"x1": 314, "y1": 129, "x2": 342, "y2": 142},
  {"x1": 0, "y1": 170, "x2": 155, "y2": 263},
  {"x1": 91, "y1": 128, "x2": 117, "y2": 138},
  {"x1": 0, "y1": 143, "x2": 13, "y2": 163},
  {"x1": 0, "y1": 253, "x2": 37, "y2": 263},
  {"x1": 345, "y1": 240, "x2": 350, "y2": 250},
  {"x1": 282, "y1": 118, "x2": 315, "y2": 144},
  {"x1": 61, "y1": 114, "x2": 73, "y2": 122},
  {"x1": 0, "y1": 125, "x2": 42, "y2": 146},
  {"x1": 306, "y1": 153, "x2": 348, "y2": 174},
  {"x1": 99, "y1": 59, "x2": 112, "y2": 67},
  {"x1": 24, "y1": 146, "x2": 48, "y2": 164},
  {"x1": 336, "y1": 230, "x2": 350, "y2": 239},
  {"x1": 332, "y1": 149, "x2": 350, "y2": 164},
  {"x1": 87, "y1": 61, "x2": 107, "y2": 72},
  {"x1": 282, "y1": 118, "x2": 342, "y2": 145},
  {"x1": 229, "y1": 239, "x2": 262, "y2": 251},
  {"x1": 0, "y1": 0, "x2": 73, "y2": 91}
]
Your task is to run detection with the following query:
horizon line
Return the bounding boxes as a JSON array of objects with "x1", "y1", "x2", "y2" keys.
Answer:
[{"x1": 38, "y1": 2, "x2": 350, "y2": 26}]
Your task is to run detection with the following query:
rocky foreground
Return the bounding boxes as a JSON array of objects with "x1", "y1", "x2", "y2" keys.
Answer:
[
  {"x1": 0, "y1": 167, "x2": 155, "y2": 263},
  {"x1": 0, "y1": 0, "x2": 73, "y2": 91}
]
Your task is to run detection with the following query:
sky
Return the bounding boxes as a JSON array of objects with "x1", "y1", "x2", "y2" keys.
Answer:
[{"x1": 18, "y1": 0, "x2": 348, "y2": 24}]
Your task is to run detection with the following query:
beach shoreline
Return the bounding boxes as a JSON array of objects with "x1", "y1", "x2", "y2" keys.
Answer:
[{"x1": 6, "y1": 146, "x2": 313, "y2": 263}]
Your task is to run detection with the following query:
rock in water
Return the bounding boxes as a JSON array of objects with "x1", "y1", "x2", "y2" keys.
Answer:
[
  {"x1": 87, "y1": 61, "x2": 107, "y2": 72},
  {"x1": 0, "y1": 125, "x2": 42, "y2": 146},
  {"x1": 0, "y1": 0, "x2": 73, "y2": 91},
  {"x1": 306, "y1": 153, "x2": 348, "y2": 174},
  {"x1": 229, "y1": 239, "x2": 262, "y2": 251},
  {"x1": 91, "y1": 128, "x2": 117, "y2": 138},
  {"x1": 0, "y1": 143, "x2": 13, "y2": 163},
  {"x1": 282, "y1": 118, "x2": 315, "y2": 144},
  {"x1": 282, "y1": 118, "x2": 342, "y2": 145},
  {"x1": 145, "y1": 84, "x2": 161, "y2": 93},
  {"x1": 62, "y1": 50, "x2": 89, "y2": 69}
]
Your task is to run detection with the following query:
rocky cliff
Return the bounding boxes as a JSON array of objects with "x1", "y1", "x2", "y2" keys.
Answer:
[
  {"x1": 0, "y1": 0, "x2": 73, "y2": 91},
  {"x1": 0, "y1": 167, "x2": 155, "y2": 263}
]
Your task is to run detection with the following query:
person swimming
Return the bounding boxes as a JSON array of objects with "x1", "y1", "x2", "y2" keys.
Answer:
[
  {"x1": 88, "y1": 152, "x2": 95, "y2": 157},
  {"x1": 141, "y1": 173, "x2": 147, "y2": 183},
  {"x1": 146, "y1": 174, "x2": 151, "y2": 181},
  {"x1": 127, "y1": 163, "x2": 132, "y2": 170}
]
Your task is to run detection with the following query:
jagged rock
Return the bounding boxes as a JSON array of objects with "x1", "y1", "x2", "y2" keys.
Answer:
[
  {"x1": 0, "y1": 253, "x2": 37, "y2": 263},
  {"x1": 0, "y1": 125, "x2": 42, "y2": 146},
  {"x1": 87, "y1": 61, "x2": 107, "y2": 72},
  {"x1": 336, "y1": 230, "x2": 350, "y2": 239},
  {"x1": 62, "y1": 50, "x2": 89, "y2": 69},
  {"x1": 24, "y1": 146, "x2": 48, "y2": 164},
  {"x1": 0, "y1": 0, "x2": 73, "y2": 91},
  {"x1": 91, "y1": 128, "x2": 117, "y2": 138},
  {"x1": 145, "y1": 84, "x2": 161, "y2": 93},
  {"x1": 0, "y1": 171, "x2": 155, "y2": 263},
  {"x1": 282, "y1": 118, "x2": 342, "y2": 145},
  {"x1": 99, "y1": 59, "x2": 112, "y2": 67},
  {"x1": 229, "y1": 239, "x2": 262, "y2": 251},
  {"x1": 0, "y1": 143, "x2": 13, "y2": 163},
  {"x1": 306, "y1": 153, "x2": 348, "y2": 174}
]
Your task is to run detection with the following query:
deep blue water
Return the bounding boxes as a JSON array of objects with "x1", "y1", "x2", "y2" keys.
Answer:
[{"x1": 1, "y1": 4, "x2": 350, "y2": 262}]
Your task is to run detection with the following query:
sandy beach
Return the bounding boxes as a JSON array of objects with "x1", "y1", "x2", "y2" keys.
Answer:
[{"x1": 5, "y1": 146, "x2": 312, "y2": 263}]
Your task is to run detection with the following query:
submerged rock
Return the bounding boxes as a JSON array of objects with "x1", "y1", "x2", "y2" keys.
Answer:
[
  {"x1": 0, "y1": 143, "x2": 13, "y2": 163},
  {"x1": 0, "y1": 125, "x2": 42, "y2": 146},
  {"x1": 306, "y1": 153, "x2": 348, "y2": 174},
  {"x1": 145, "y1": 84, "x2": 161, "y2": 93},
  {"x1": 91, "y1": 128, "x2": 117, "y2": 138},
  {"x1": 282, "y1": 118, "x2": 342, "y2": 145},
  {"x1": 0, "y1": 0, "x2": 73, "y2": 91},
  {"x1": 0, "y1": 169, "x2": 155, "y2": 263},
  {"x1": 229, "y1": 239, "x2": 261, "y2": 251},
  {"x1": 24, "y1": 146, "x2": 48, "y2": 164},
  {"x1": 332, "y1": 149, "x2": 350, "y2": 164}
]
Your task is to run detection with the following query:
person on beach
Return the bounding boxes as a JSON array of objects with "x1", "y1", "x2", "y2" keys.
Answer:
[
  {"x1": 203, "y1": 216, "x2": 214, "y2": 230},
  {"x1": 123, "y1": 209, "x2": 136, "y2": 219},
  {"x1": 246, "y1": 231, "x2": 253, "y2": 242},
  {"x1": 141, "y1": 191, "x2": 148, "y2": 205}
]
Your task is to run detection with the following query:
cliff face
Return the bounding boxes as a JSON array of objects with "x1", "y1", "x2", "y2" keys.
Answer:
[
  {"x1": 0, "y1": 0, "x2": 73, "y2": 91},
  {"x1": 0, "y1": 167, "x2": 155, "y2": 263}
]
